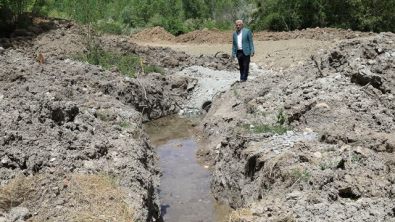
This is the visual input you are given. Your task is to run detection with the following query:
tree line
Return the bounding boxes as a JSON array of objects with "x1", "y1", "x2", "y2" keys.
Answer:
[
  {"x1": 1, "y1": 0, "x2": 394, "y2": 37},
  {"x1": 252, "y1": 0, "x2": 395, "y2": 33}
]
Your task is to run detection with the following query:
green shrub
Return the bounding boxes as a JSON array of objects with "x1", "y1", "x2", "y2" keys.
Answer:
[
  {"x1": 264, "y1": 13, "x2": 287, "y2": 31},
  {"x1": 241, "y1": 123, "x2": 290, "y2": 135},
  {"x1": 95, "y1": 19, "x2": 123, "y2": 35},
  {"x1": 276, "y1": 108, "x2": 287, "y2": 125},
  {"x1": 163, "y1": 17, "x2": 187, "y2": 36},
  {"x1": 117, "y1": 121, "x2": 130, "y2": 128},
  {"x1": 74, "y1": 46, "x2": 163, "y2": 78}
]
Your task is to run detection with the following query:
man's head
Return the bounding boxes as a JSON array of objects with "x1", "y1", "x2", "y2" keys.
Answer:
[{"x1": 236, "y1": 20, "x2": 243, "y2": 31}]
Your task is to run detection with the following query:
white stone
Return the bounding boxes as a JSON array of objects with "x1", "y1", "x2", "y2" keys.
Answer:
[{"x1": 313, "y1": 152, "x2": 322, "y2": 158}]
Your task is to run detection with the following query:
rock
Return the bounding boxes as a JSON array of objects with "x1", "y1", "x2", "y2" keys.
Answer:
[
  {"x1": 354, "y1": 146, "x2": 373, "y2": 157},
  {"x1": 367, "y1": 60, "x2": 376, "y2": 65},
  {"x1": 286, "y1": 191, "x2": 303, "y2": 200},
  {"x1": 0, "y1": 217, "x2": 7, "y2": 222},
  {"x1": 313, "y1": 152, "x2": 322, "y2": 159},
  {"x1": 315, "y1": 103, "x2": 330, "y2": 109},
  {"x1": 304, "y1": 128, "x2": 314, "y2": 133},
  {"x1": 351, "y1": 69, "x2": 383, "y2": 92},
  {"x1": 0, "y1": 47, "x2": 4, "y2": 55},
  {"x1": 9, "y1": 207, "x2": 31, "y2": 222},
  {"x1": 363, "y1": 46, "x2": 377, "y2": 59},
  {"x1": 161, "y1": 57, "x2": 179, "y2": 67}
]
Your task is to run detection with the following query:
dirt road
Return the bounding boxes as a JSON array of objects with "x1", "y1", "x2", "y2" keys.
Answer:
[
  {"x1": 139, "y1": 39, "x2": 335, "y2": 70},
  {"x1": 132, "y1": 26, "x2": 375, "y2": 70}
]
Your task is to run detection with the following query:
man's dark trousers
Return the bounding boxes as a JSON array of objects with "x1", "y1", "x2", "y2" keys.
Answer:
[{"x1": 237, "y1": 50, "x2": 250, "y2": 81}]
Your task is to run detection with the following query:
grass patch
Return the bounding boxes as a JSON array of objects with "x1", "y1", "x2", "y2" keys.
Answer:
[
  {"x1": 242, "y1": 123, "x2": 290, "y2": 135},
  {"x1": 233, "y1": 88, "x2": 240, "y2": 99},
  {"x1": 94, "y1": 109, "x2": 111, "y2": 122},
  {"x1": 74, "y1": 45, "x2": 164, "y2": 78},
  {"x1": 240, "y1": 108, "x2": 291, "y2": 135},
  {"x1": 276, "y1": 108, "x2": 287, "y2": 125},
  {"x1": 352, "y1": 153, "x2": 363, "y2": 163},
  {"x1": 319, "y1": 161, "x2": 336, "y2": 170},
  {"x1": 117, "y1": 121, "x2": 131, "y2": 128},
  {"x1": 291, "y1": 168, "x2": 311, "y2": 183}
]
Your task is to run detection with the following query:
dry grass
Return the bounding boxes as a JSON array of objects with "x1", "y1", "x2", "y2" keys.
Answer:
[
  {"x1": 229, "y1": 208, "x2": 255, "y2": 222},
  {"x1": 67, "y1": 174, "x2": 135, "y2": 222},
  {"x1": 1, "y1": 173, "x2": 135, "y2": 222},
  {"x1": 0, "y1": 175, "x2": 36, "y2": 212}
]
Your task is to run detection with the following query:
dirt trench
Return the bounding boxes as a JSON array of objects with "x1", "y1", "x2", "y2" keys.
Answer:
[
  {"x1": 0, "y1": 19, "x2": 240, "y2": 222},
  {"x1": 2, "y1": 18, "x2": 395, "y2": 222}
]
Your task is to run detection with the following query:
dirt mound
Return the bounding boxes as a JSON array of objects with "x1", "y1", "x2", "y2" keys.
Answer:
[
  {"x1": 0, "y1": 17, "x2": 242, "y2": 221},
  {"x1": 202, "y1": 33, "x2": 395, "y2": 221},
  {"x1": 132, "y1": 27, "x2": 376, "y2": 45},
  {"x1": 131, "y1": 26, "x2": 175, "y2": 43},
  {"x1": 176, "y1": 29, "x2": 232, "y2": 44},
  {"x1": 254, "y1": 27, "x2": 375, "y2": 41},
  {"x1": 0, "y1": 20, "x2": 203, "y2": 221},
  {"x1": 0, "y1": 47, "x2": 191, "y2": 221}
]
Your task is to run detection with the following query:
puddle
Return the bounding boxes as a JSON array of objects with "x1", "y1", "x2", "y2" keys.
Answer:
[{"x1": 145, "y1": 115, "x2": 230, "y2": 222}]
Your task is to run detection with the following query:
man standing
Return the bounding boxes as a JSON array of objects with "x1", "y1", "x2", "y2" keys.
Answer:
[{"x1": 232, "y1": 20, "x2": 255, "y2": 82}]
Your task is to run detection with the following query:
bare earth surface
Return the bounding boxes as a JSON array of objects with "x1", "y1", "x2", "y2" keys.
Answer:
[
  {"x1": 1, "y1": 20, "x2": 394, "y2": 222},
  {"x1": 133, "y1": 27, "x2": 395, "y2": 222},
  {"x1": 139, "y1": 39, "x2": 335, "y2": 70}
]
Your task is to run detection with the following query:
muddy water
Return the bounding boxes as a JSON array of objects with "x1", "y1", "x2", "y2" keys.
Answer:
[{"x1": 144, "y1": 115, "x2": 230, "y2": 222}]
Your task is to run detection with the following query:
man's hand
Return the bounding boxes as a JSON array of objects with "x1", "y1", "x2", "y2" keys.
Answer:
[{"x1": 251, "y1": 53, "x2": 255, "y2": 57}]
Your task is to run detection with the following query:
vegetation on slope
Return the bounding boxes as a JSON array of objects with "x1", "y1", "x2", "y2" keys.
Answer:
[{"x1": 0, "y1": 0, "x2": 394, "y2": 37}]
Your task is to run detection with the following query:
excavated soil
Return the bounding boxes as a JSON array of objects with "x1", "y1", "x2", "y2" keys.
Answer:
[
  {"x1": 132, "y1": 26, "x2": 376, "y2": 45},
  {"x1": 130, "y1": 27, "x2": 176, "y2": 43},
  {"x1": 1, "y1": 17, "x2": 394, "y2": 222},
  {"x1": 0, "y1": 18, "x2": 236, "y2": 222},
  {"x1": 200, "y1": 33, "x2": 395, "y2": 221}
]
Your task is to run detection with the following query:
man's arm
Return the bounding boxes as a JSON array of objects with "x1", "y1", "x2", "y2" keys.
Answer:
[
  {"x1": 248, "y1": 30, "x2": 255, "y2": 56},
  {"x1": 231, "y1": 32, "x2": 237, "y2": 57}
]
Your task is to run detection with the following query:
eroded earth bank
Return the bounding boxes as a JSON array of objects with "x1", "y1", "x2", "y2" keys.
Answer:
[
  {"x1": 1, "y1": 18, "x2": 394, "y2": 222},
  {"x1": 0, "y1": 19, "x2": 234, "y2": 222},
  {"x1": 201, "y1": 33, "x2": 395, "y2": 221}
]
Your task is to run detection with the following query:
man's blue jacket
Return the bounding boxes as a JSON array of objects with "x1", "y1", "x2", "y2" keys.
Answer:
[{"x1": 232, "y1": 28, "x2": 255, "y2": 56}]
